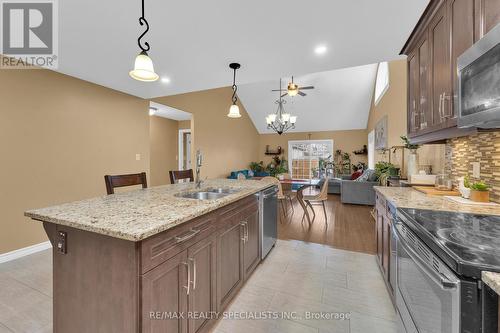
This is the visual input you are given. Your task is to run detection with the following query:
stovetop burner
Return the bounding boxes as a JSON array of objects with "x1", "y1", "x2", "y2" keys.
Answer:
[{"x1": 398, "y1": 208, "x2": 500, "y2": 278}]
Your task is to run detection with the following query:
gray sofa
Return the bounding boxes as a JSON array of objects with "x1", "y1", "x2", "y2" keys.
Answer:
[
  {"x1": 340, "y1": 179, "x2": 378, "y2": 205},
  {"x1": 317, "y1": 175, "x2": 351, "y2": 194}
]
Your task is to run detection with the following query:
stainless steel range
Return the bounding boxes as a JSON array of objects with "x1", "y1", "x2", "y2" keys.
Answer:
[{"x1": 394, "y1": 208, "x2": 500, "y2": 333}]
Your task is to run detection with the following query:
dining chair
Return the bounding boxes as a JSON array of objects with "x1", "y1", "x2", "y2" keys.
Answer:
[
  {"x1": 104, "y1": 172, "x2": 148, "y2": 195},
  {"x1": 297, "y1": 185, "x2": 315, "y2": 224},
  {"x1": 261, "y1": 176, "x2": 288, "y2": 223},
  {"x1": 279, "y1": 173, "x2": 295, "y2": 214},
  {"x1": 303, "y1": 176, "x2": 329, "y2": 223},
  {"x1": 169, "y1": 169, "x2": 194, "y2": 184}
]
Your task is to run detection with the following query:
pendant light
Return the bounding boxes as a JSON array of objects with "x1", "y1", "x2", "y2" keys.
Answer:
[
  {"x1": 227, "y1": 63, "x2": 242, "y2": 118},
  {"x1": 129, "y1": 0, "x2": 159, "y2": 82},
  {"x1": 266, "y1": 79, "x2": 297, "y2": 135}
]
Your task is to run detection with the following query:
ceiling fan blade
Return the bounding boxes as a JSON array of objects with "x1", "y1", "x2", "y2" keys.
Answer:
[
  {"x1": 298, "y1": 91, "x2": 307, "y2": 96},
  {"x1": 300, "y1": 86, "x2": 315, "y2": 90},
  {"x1": 271, "y1": 89, "x2": 284, "y2": 92},
  {"x1": 281, "y1": 93, "x2": 288, "y2": 98}
]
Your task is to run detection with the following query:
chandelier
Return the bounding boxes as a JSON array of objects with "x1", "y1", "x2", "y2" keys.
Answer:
[{"x1": 266, "y1": 79, "x2": 297, "y2": 135}]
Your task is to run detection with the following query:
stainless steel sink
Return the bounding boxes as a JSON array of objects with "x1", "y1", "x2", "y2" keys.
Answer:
[{"x1": 174, "y1": 188, "x2": 239, "y2": 200}]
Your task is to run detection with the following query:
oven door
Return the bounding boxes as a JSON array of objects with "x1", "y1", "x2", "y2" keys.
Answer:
[{"x1": 394, "y1": 221, "x2": 461, "y2": 333}]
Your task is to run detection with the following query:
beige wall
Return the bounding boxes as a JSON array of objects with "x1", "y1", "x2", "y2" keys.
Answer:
[
  {"x1": 259, "y1": 130, "x2": 368, "y2": 172},
  {"x1": 0, "y1": 69, "x2": 149, "y2": 254},
  {"x1": 178, "y1": 120, "x2": 191, "y2": 130},
  {"x1": 366, "y1": 60, "x2": 445, "y2": 176},
  {"x1": 149, "y1": 116, "x2": 179, "y2": 186},
  {"x1": 154, "y1": 87, "x2": 260, "y2": 178}
]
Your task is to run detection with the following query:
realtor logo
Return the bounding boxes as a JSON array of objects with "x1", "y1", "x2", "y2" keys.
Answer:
[{"x1": 1, "y1": 0, "x2": 58, "y2": 69}]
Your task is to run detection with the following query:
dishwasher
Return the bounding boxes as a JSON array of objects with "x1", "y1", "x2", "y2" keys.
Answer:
[{"x1": 258, "y1": 185, "x2": 278, "y2": 259}]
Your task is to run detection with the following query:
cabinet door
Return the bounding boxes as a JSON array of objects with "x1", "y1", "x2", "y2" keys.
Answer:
[
  {"x1": 475, "y1": 0, "x2": 500, "y2": 39},
  {"x1": 430, "y1": 3, "x2": 452, "y2": 129},
  {"x1": 216, "y1": 212, "x2": 244, "y2": 310},
  {"x1": 408, "y1": 50, "x2": 420, "y2": 136},
  {"x1": 449, "y1": 0, "x2": 475, "y2": 125},
  {"x1": 242, "y1": 205, "x2": 260, "y2": 280},
  {"x1": 142, "y1": 251, "x2": 188, "y2": 333},
  {"x1": 187, "y1": 235, "x2": 217, "y2": 333},
  {"x1": 418, "y1": 37, "x2": 431, "y2": 131},
  {"x1": 376, "y1": 209, "x2": 383, "y2": 266}
]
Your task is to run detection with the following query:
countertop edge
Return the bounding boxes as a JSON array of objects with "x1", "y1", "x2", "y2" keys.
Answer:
[
  {"x1": 482, "y1": 271, "x2": 500, "y2": 295},
  {"x1": 24, "y1": 181, "x2": 275, "y2": 242}
]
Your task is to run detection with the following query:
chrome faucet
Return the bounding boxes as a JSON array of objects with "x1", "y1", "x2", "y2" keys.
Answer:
[{"x1": 195, "y1": 149, "x2": 203, "y2": 189}]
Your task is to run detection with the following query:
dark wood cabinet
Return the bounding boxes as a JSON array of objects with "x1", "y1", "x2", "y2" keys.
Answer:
[
  {"x1": 142, "y1": 251, "x2": 189, "y2": 333},
  {"x1": 402, "y1": 0, "x2": 500, "y2": 142},
  {"x1": 187, "y1": 235, "x2": 217, "y2": 333},
  {"x1": 216, "y1": 208, "x2": 245, "y2": 310},
  {"x1": 375, "y1": 193, "x2": 395, "y2": 305},
  {"x1": 242, "y1": 204, "x2": 260, "y2": 280}
]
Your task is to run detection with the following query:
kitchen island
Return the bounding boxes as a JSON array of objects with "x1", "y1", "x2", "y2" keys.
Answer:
[{"x1": 25, "y1": 179, "x2": 276, "y2": 333}]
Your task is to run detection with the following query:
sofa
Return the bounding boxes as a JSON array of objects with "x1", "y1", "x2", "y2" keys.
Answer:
[
  {"x1": 340, "y1": 179, "x2": 378, "y2": 205},
  {"x1": 317, "y1": 175, "x2": 351, "y2": 194},
  {"x1": 227, "y1": 169, "x2": 269, "y2": 179}
]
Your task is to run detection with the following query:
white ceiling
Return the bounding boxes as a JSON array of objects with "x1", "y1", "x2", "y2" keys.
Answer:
[
  {"x1": 54, "y1": 0, "x2": 429, "y2": 99},
  {"x1": 150, "y1": 102, "x2": 191, "y2": 121},
  {"x1": 238, "y1": 65, "x2": 378, "y2": 133}
]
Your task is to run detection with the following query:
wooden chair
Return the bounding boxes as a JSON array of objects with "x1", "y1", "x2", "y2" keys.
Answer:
[
  {"x1": 297, "y1": 185, "x2": 315, "y2": 224},
  {"x1": 169, "y1": 169, "x2": 194, "y2": 184},
  {"x1": 104, "y1": 172, "x2": 147, "y2": 195},
  {"x1": 261, "y1": 177, "x2": 288, "y2": 223},
  {"x1": 279, "y1": 173, "x2": 294, "y2": 214},
  {"x1": 303, "y1": 176, "x2": 330, "y2": 223}
]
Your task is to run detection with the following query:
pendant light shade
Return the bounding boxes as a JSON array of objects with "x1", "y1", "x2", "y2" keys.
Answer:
[
  {"x1": 130, "y1": 51, "x2": 159, "y2": 82},
  {"x1": 228, "y1": 63, "x2": 242, "y2": 118},
  {"x1": 130, "y1": 0, "x2": 159, "y2": 82},
  {"x1": 227, "y1": 104, "x2": 241, "y2": 118}
]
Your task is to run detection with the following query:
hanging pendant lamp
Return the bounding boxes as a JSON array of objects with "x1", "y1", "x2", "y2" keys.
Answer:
[
  {"x1": 227, "y1": 63, "x2": 242, "y2": 118},
  {"x1": 129, "y1": 0, "x2": 159, "y2": 82}
]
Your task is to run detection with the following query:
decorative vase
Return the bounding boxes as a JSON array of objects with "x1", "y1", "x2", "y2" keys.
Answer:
[
  {"x1": 458, "y1": 176, "x2": 471, "y2": 199},
  {"x1": 407, "y1": 149, "x2": 419, "y2": 182},
  {"x1": 470, "y1": 190, "x2": 489, "y2": 203}
]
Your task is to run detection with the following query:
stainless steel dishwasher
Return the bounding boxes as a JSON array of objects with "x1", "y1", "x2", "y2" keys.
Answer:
[{"x1": 259, "y1": 185, "x2": 278, "y2": 259}]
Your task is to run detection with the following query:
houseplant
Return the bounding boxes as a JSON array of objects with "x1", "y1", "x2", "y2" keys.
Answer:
[
  {"x1": 375, "y1": 162, "x2": 398, "y2": 186},
  {"x1": 469, "y1": 180, "x2": 490, "y2": 202}
]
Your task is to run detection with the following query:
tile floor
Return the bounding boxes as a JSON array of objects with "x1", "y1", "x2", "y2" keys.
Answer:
[{"x1": 0, "y1": 239, "x2": 396, "y2": 333}]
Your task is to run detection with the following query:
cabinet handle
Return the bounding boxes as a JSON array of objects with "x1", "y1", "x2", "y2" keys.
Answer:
[
  {"x1": 442, "y1": 93, "x2": 450, "y2": 119},
  {"x1": 183, "y1": 261, "x2": 191, "y2": 295},
  {"x1": 438, "y1": 93, "x2": 444, "y2": 120},
  {"x1": 240, "y1": 221, "x2": 248, "y2": 243},
  {"x1": 189, "y1": 258, "x2": 197, "y2": 290},
  {"x1": 175, "y1": 228, "x2": 200, "y2": 243},
  {"x1": 245, "y1": 222, "x2": 249, "y2": 242}
]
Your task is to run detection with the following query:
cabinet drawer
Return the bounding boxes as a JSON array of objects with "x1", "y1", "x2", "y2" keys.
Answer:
[{"x1": 141, "y1": 212, "x2": 217, "y2": 274}]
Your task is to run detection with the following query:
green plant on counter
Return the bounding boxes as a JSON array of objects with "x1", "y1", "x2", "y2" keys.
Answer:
[
  {"x1": 375, "y1": 162, "x2": 398, "y2": 186},
  {"x1": 400, "y1": 135, "x2": 420, "y2": 150},
  {"x1": 469, "y1": 180, "x2": 489, "y2": 191}
]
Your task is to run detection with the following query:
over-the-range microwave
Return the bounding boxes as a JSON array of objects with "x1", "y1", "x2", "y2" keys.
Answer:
[{"x1": 458, "y1": 23, "x2": 500, "y2": 128}]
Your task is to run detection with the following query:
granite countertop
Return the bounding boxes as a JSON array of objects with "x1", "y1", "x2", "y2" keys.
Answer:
[
  {"x1": 482, "y1": 271, "x2": 500, "y2": 295},
  {"x1": 374, "y1": 186, "x2": 500, "y2": 216},
  {"x1": 25, "y1": 178, "x2": 276, "y2": 242}
]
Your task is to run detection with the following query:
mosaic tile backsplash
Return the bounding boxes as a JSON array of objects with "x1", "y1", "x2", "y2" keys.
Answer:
[{"x1": 445, "y1": 131, "x2": 500, "y2": 203}]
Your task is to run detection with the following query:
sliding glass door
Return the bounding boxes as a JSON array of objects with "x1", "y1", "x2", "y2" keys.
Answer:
[{"x1": 288, "y1": 140, "x2": 334, "y2": 180}]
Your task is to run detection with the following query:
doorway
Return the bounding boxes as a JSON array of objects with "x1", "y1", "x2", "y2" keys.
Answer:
[{"x1": 178, "y1": 129, "x2": 192, "y2": 170}]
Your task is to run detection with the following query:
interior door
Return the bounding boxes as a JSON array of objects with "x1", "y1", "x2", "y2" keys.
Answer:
[
  {"x1": 430, "y1": 3, "x2": 452, "y2": 128},
  {"x1": 142, "y1": 251, "x2": 188, "y2": 333},
  {"x1": 242, "y1": 205, "x2": 260, "y2": 279},
  {"x1": 187, "y1": 235, "x2": 217, "y2": 333},
  {"x1": 216, "y1": 210, "x2": 244, "y2": 310},
  {"x1": 449, "y1": 0, "x2": 475, "y2": 126}
]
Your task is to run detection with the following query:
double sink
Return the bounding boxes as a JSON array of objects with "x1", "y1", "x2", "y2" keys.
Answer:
[{"x1": 174, "y1": 187, "x2": 240, "y2": 200}]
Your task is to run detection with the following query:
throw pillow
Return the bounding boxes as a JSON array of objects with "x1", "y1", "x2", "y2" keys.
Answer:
[
  {"x1": 355, "y1": 169, "x2": 375, "y2": 182},
  {"x1": 351, "y1": 171, "x2": 362, "y2": 180}
]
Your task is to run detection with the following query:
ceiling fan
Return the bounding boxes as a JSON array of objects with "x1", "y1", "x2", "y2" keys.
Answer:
[{"x1": 272, "y1": 76, "x2": 315, "y2": 97}]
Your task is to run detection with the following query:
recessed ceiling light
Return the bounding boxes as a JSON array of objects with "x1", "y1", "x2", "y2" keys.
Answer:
[
  {"x1": 314, "y1": 45, "x2": 327, "y2": 55},
  {"x1": 161, "y1": 77, "x2": 171, "y2": 83}
]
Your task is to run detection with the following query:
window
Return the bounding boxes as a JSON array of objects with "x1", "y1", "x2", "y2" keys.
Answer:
[
  {"x1": 288, "y1": 140, "x2": 333, "y2": 180},
  {"x1": 374, "y1": 62, "x2": 389, "y2": 105}
]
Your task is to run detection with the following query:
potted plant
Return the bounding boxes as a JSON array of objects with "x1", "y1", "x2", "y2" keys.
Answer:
[
  {"x1": 469, "y1": 180, "x2": 490, "y2": 202},
  {"x1": 375, "y1": 162, "x2": 398, "y2": 186}
]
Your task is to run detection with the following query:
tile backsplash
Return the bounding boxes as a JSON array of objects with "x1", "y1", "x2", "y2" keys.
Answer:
[{"x1": 445, "y1": 131, "x2": 500, "y2": 203}]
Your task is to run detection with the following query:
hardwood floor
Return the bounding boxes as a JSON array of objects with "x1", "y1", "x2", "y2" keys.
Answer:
[{"x1": 278, "y1": 194, "x2": 376, "y2": 255}]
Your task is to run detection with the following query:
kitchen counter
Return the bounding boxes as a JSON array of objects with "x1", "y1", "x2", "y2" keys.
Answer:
[
  {"x1": 25, "y1": 178, "x2": 275, "y2": 241},
  {"x1": 483, "y1": 271, "x2": 500, "y2": 295},
  {"x1": 374, "y1": 186, "x2": 500, "y2": 216}
]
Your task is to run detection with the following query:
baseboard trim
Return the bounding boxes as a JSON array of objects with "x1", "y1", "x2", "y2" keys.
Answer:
[{"x1": 0, "y1": 241, "x2": 52, "y2": 264}]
